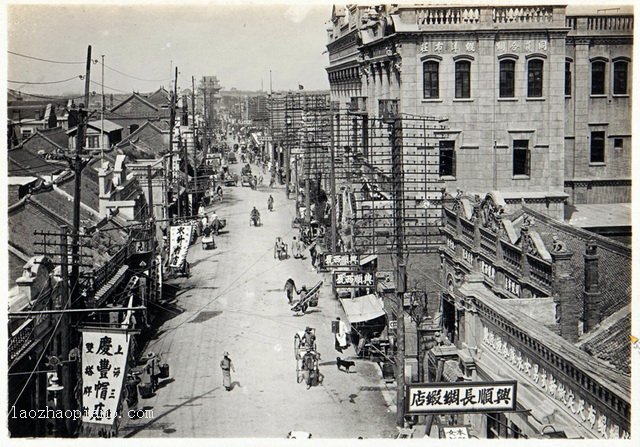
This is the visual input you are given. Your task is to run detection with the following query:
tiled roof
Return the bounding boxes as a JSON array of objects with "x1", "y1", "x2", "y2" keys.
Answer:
[
  {"x1": 109, "y1": 93, "x2": 159, "y2": 114},
  {"x1": 28, "y1": 188, "x2": 98, "y2": 228},
  {"x1": 146, "y1": 87, "x2": 170, "y2": 107},
  {"x1": 8, "y1": 251, "x2": 27, "y2": 289},
  {"x1": 7, "y1": 147, "x2": 67, "y2": 177},
  {"x1": 57, "y1": 167, "x2": 101, "y2": 212},
  {"x1": 8, "y1": 199, "x2": 63, "y2": 256},
  {"x1": 577, "y1": 305, "x2": 631, "y2": 375}
]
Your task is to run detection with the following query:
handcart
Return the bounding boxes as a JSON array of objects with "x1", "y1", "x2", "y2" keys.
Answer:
[{"x1": 290, "y1": 280, "x2": 322, "y2": 315}]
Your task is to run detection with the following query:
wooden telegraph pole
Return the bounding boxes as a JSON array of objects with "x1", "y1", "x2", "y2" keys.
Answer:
[{"x1": 70, "y1": 44, "x2": 92, "y2": 311}]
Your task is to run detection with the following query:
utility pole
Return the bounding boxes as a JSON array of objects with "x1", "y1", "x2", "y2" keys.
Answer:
[
  {"x1": 182, "y1": 135, "x2": 189, "y2": 216},
  {"x1": 192, "y1": 76, "x2": 198, "y2": 157},
  {"x1": 146, "y1": 165, "x2": 156, "y2": 313},
  {"x1": 390, "y1": 117, "x2": 407, "y2": 428},
  {"x1": 100, "y1": 54, "x2": 105, "y2": 163},
  {"x1": 70, "y1": 44, "x2": 92, "y2": 313},
  {"x1": 57, "y1": 226, "x2": 72, "y2": 435},
  {"x1": 168, "y1": 67, "x2": 178, "y2": 218},
  {"x1": 329, "y1": 102, "x2": 337, "y2": 252}
]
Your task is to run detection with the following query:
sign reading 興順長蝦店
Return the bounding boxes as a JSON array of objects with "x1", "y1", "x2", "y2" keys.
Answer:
[
  {"x1": 168, "y1": 224, "x2": 194, "y2": 268},
  {"x1": 406, "y1": 381, "x2": 517, "y2": 414},
  {"x1": 81, "y1": 330, "x2": 131, "y2": 425}
]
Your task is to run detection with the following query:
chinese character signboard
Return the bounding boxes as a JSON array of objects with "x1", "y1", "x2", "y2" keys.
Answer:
[
  {"x1": 323, "y1": 253, "x2": 360, "y2": 268},
  {"x1": 406, "y1": 381, "x2": 517, "y2": 414},
  {"x1": 168, "y1": 224, "x2": 194, "y2": 268},
  {"x1": 333, "y1": 271, "x2": 375, "y2": 288},
  {"x1": 442, "y1": 426, "x2": 469, "y2": 439},
  {"x1": 81, "y1": 330, "x2": 130, "y2": 425}
]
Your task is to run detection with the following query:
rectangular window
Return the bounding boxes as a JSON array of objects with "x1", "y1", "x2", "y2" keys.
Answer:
[
  {"x1": 455, "y1": 61, "x2": 471, "y2": 98},
  {"x1": 614, "y1": 138, "x2": 623, "y2": 149},
  {"x1": 590, "y1": 131, "x2": 605, "y2": 163},
  {"x1": 513, "y1": 139, "x2": 530, "y2": 176},
  {"x1": 439, "y1": 140, "x2": 456, "y2": 177},
  {"x1": 527, "y1": 60, "x2": 543, "y2": 97},
  {"x1": 499, "y1": 60, "x2": 515, "y2": 98},
  {"x1": 87, "y1": 135, "x2": 100, "y2": 148},
  {"x1": 21, "y1": 129, "x2": 32, "y2": 139},
  {"x1": 565, "y1": 61, "x2": 572, "y2": 96},
  {"x1": 591, "y1": 61, "x2": 606, "y2": 95},
  {"x1": 423, "y1": 61, "x2": 439, "y2": 99},
  {"x1": 613, "y1": 61, "x2": 628, "y2": 95}
]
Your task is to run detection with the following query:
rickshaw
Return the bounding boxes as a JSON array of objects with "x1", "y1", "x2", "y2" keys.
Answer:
[
  {"x1": 274, "y1": 237, "x2": 288, "y2": 260},
  {"x1": 296, "y1": 346, "x2": 321, "y2": 387},
  {"x1": 294, "y1": 327, "x2": 317, "y2": 357},
  {"x1": 290, "y1": 281, "x2": 322, "y2": 315},
  {"x1": 249, "y1": 209, "x2": 261, "y2": 227},
  {"x1": 202, "y1": 234, "x2": 216, "y2": 250}
]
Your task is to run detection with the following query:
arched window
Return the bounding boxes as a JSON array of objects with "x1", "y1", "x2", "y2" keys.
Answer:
[
  {"x1": 591, "y1": 61, "x2": 606, "y2": 95},
  {"x1": 499, "y1": 60, "x2": 515, "y2": 97},
  {"x1": 455, "y1": 60, "x2": 471, "y2": 98},
  {"x1": 423, "y1": 60, "x2": 439, "y2": 99},
  {"x1": 613, "y1": 60, "x2": 628, "y2": 95},
  {"x1": 527, "y1": 59, "x2": 543, "y2": 97}
]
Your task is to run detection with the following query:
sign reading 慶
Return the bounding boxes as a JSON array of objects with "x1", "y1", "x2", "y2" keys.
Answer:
[
  {"x1": 406, "y1": 381, "x2": 517, "y2": 414},
  {"x1": 81, "y1": 330, "x2": 131, "y2": 424},
  {"x1": 333, "y1": 271, "x2": 375, "y2": 288},
  {"x1": 324, "y1": 253, "x2": 360, "y2": 268},
  {"x1": 168, "y1": 224, "x2": 194, "y2": 268}
]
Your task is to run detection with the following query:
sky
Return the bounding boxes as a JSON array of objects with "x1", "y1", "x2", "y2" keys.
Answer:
[{"x1": 6, "y1": 1, "x2": 333, "y2": 96}]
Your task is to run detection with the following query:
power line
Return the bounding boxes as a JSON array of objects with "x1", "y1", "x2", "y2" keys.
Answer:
[
  {"x1": 89, "y1": 79, "x2": 130, "y2": 94},
  {"x1": 8, "y1": 50, "x2": 85, "y2": 65},
  {"x1": 8, "y1": 89, "x2": 85, "y2": 101},
  {"x1": 8, "y1": 75, "x2": 82, "y2": 85},
  {"x1": 102, "y1": 62, "x2": 170, "y2": 83}
]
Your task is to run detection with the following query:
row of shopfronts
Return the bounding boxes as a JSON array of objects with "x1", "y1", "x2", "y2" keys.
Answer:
[{"x1": 315, "y1": 145, "x2": 630, "y2": 438}]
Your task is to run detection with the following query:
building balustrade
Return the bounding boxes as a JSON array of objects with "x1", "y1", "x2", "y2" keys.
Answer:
[
  {"x1": 416, "y1": 7, "x2": 480, "y2": 25},
  {"x1": 566, "y1": 15, "x2": 633, "y2": 34},
  {"x1": 476, "y1": 300, "x2": 630, "y2": 436},
  {"x1": 493, "y1": 6, "x2": 554, "y2": 24},
  {"x1": 91, "y1": 246, "x2": 128, "y2": 292}
]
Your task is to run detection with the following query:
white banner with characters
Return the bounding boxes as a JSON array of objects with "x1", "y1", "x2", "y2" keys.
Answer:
[
  {"x1": 81, "y1": 330, "x2": 131, "y2": 425},
  {"x1": 168, "y1": 224, "x2": 194, "y2": 268}
]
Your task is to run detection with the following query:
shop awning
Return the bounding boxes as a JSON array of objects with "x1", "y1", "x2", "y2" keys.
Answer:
[
  {"x1": 339, "y1": 293, "x2": 386, "y2": 324},
  {"x1": 359, "y1": 254, "x2": 377, "y2": 266}
]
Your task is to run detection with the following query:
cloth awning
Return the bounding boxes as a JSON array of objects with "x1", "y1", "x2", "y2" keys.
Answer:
[
  {"x1": 339, "y1": 293, "x2": 385, "y2": 324},
  {"x1": 359, "y1": 254, "x2": 377, "y2": 266}
]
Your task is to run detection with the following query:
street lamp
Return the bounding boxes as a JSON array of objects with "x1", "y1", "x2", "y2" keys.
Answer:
[{"x1": 47, "y1": 372, "x2": 64, "y2": 436}]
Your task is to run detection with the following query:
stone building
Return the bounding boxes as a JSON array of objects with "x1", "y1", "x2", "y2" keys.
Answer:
[
  {"x1": 434, "y1": 190, "x2": 630, "y2": 438},
  {"x1": 325, "y1": 4, "x2": 632, "y2": 220}
]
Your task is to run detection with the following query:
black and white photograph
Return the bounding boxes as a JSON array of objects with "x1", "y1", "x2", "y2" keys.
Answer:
[{"x1": 2, "y1": 0, "x2": 636, "y2": 442}]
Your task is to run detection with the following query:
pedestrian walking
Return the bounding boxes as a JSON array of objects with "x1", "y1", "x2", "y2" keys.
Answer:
[
  {"x1": 220, "y1": 352, "x2": 235, "y2": 391},
  {"x1": 146, "y1": 352, "x2": 162, "y2": 391},
  {"x1": 334, "y1": 317, "x2": 350, "y2": 353}
]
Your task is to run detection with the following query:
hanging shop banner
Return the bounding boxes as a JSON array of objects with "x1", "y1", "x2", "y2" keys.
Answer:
[
  {"x1": 81, "y1": 330, "x2": 131, "y2": 425},
  {"x1": 323, "y1": 253, "x2": 360, "y2": 268},
  {"x1": 406, "y1": 381, "x2": 517, "y2": 414},
  {"x1": 168, "y1": 224, "x2": 194, "y2": 268},
  {"x1": 333, "y1": 271, "x2": 375, "y2": 288}
]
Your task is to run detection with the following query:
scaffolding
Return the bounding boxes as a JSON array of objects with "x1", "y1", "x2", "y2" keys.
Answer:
[{"x1": 332, "y1": 111, "x2": 448, "y2": 255}]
